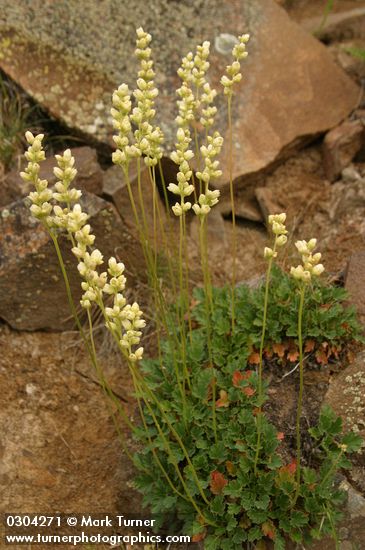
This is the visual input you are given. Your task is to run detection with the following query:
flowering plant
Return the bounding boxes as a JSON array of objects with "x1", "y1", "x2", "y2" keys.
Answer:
[{"x1": 24, "y1": 27, "x2": 363, "y2": 549}]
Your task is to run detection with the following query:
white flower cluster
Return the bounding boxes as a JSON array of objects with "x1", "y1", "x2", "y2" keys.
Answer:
[
  {"x1": 24, "y1": 132, "x2": 145, "y2": 361},
  {"x1": 193, "y1": 132, "x2": 223, "y2": 218},
  {"x1": 191, "y1": 41, "x2": 210, "y2": 89},
  {"x1": 111, "y1": 27, "x2": 164, "y2": 169},
  {"x1": 52, "y1": 149, "x2": 80, "y2": 204},
  {"x1": 264, "y1": 213, "x2": 288, "y2": 259},
  {"x1": 291, "y1": 239, "x2": 325, "y2": 283},
  {"x1": 20, "y1": 132, "x2": 52, "y2": 221},
  {"x1": 171, "y1": 41, "x2": 223, "y2": 218},
  {"x1": 111, "y1": 84, "x2": 139, "y2": 167},
  {"x1": 221, "y1": 34, "x2": 250, "y2": 97},
  {"x1": 168, "y1": 128, "x2": 194, "y2": 217},
  {"x1": 200, "y1": 82, "x2": 217, "y2": 130}
]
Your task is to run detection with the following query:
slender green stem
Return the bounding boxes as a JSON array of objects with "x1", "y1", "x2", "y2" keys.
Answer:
[
  {"x1": 104, "y1": 321, "x2": 211, "y2": 511},
  {"x1": 294, "y1": 284, "x2": 306, "y2": 503},
  {"x1": 124, "y1": 166, "x2": 181, "y2": 350},
  {"x1": 178, "y1": 213, "x2": 191, "y2": 393},
  {"x1": 132, "y1": 369, "x2": 189, "y2": 502},
  {"x1": 320, "y1": 447, "x2": 346, "y2": 489},
  {"x1": 253, "y1": 246, "x2": 276, "y2": 474},
  {"x1": 227, "y1": 95, "x2": 237, "y2": 332},
  {"x1": 148, "y1": 164, "x2": 178, "y2": 301},
  {"x1": 182, "y1": 213, "x2": 193, "y2": 342},
  {"x1": 131, "y1": 363, "x2": 211, "y2": 509},
  {"x1": 315, "y1": 0, "x2": 334, "y2": 35},
  {"x1": 51, "y1": 234, "x2": 143, "y2": 467},
  {"x1": 198, "y1": 216, "x2": 216, "y2": 442},
  {"x1": 86, "y1": 309, "x2": 138, "y2": 465},
  {"x1": 327, "y1": 509, "x2": 340, "y2": 550}
]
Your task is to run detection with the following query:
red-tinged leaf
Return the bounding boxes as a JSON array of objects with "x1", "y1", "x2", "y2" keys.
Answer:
[
  {"x1": 248, "y1": 351, "x2": 260, "y2": 365},
  {"x1": 232, "y1": 371, "x2": 245, "y2": 387},
  {"x1": 304, "y1": 339, "x2": 316, "y2": 353},
  {"x1": 287, "y1": 348, "x2": 299, "y2": 362},
  {"x1": 243, "y1": 386, "x2": 256, "y2": 397},
  {"x1": 276, "y1": 432, "x2": 285, "y2": 441},
  {"x1": 264, "y1": 347, "x2": 273, "y2": 359},
  {"x1": 315, "y1": 349, "x2": 328, "y2": 365},
  {"x1": 272, "y1": 342, "x2": 286, "y2": 358},
  {"x1": 210, "y1": 470, "x2": 228, "y2": 495},
  {"x1": 287, "y1": 460, "x2": 297, "y2": 475},
  {"x1": 262, "y1": 521, "x2": 276, "y2": 540},
  {"x1": 320, "y1": 303, "x2": 332, "y2": 311},
  {"x1": 233, "y1": 370, "x2": 254, "y2": 386},
  {"x1": 216, "y1": 390, "x2": 229, "y2": 408},
  {"x1": 253, "y1": 407, "x2": 261, "y2": 416},
  {"x1": 280, "y1": 459, "x2": 297, "y2": 476},
  {"x1": 192, "y1": 531, "x2": 206, "y2": 542}
]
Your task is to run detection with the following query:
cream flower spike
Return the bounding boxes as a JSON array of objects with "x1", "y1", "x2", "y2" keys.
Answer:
[
  {"x1": 22, "y1": 132, "x2": 53, "y2": 222},
  {"x1": 263, "y1": 212, "x2": 288, "y2": 262},
  {"x1": 23, "y1": 132, "x2": 146, "y2": 362},
  {"x1": 221, "y1": 34, "x2": 250, "y2": 97}
]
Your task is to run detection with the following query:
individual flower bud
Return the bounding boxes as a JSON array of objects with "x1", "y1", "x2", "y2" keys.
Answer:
[
  {"x1": 276, "y1": 235, "x2": 287, "y2": 247},
  {"x1": 172, "y1": 203, "x2": 183, "y2": 216},
  {"x1": 312, "y1": 264, "x2": 325, "y2": 277},
  {"x1": 268, "y1": 213, "x2": 285, "y2": 225},
  {"x1": 295, "y1": 240, "x2": 309, "y2": 255},
  {"x1": 290, "y1": 265, "x2": 304, "y2": 280},
  {"x1": 310, "y1": 252, "x2": 321, "y2": 264},
  {"x1": 307, "y1": 238, "x2": 317, "y2": 251},
  {"x1": 167, "y1": 183, "x2": 180, "y2": 195},
  {"x1": 272, "y1": 221, "x2": 287, "y2": 235},
  {"x1": 264, "y1": 247, "x2": 277, "y2": 259}
]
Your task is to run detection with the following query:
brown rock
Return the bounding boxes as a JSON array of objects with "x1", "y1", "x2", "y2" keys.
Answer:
[
  {"x1": 324, "y1": 351, "x2": 365, "y2": 437},
  {"x1": 0, "y1": 325, "x2": 142, "y2": 517},
  {"x1": 218, "y1": 194, "x2": 263, "y2": 222},
  {"x1": 255, "y1": 187, "x2": 282, "y2": 223},
  {"x1": 323, "y1": 120, "x2": 365, "y2": 182},
  {"x1": 0, "y1": 0, "x2": 359, "y2": 190},
  {"x1": 190, "y1": 208, "x2": 227, "y2": 252},
  {"x1": 345, "y1": 251, "x2": 365, "y2": 326},
  {"x1": 300, "y1": 7, "x2": 365, "y2": 40},
  {"x1": 0, "y1": 172, "x2": 22, "y2": 207},
  {"x1": 0, "y1": 193, "x2": 141, "y2": 330},
  {"x1": 329, "y1": 41, "x2": 365, "y2": 85},
  {"x1": 3, "y1": 146, "x2": 103, "y2": 206}
]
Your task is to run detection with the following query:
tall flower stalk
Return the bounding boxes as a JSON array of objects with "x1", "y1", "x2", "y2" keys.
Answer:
[
  {"x1": 254, "y1": 214, "x2": 288, "y2": 474},
  {"x1": 221, "y1": 34, "x2": 249, "y2": 330},
  {"x1": 290, "y1": 239, "x2": 325, "y2": 502}
]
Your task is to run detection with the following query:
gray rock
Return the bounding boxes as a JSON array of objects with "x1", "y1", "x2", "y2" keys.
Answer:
[
  {"x1": 322, "y1": 120, "x2": 365, "y2": 182},
  {"x1": 340, "y1": 480, "x2": 365, "y2": 519},
  {"x1": 0, "y1": 0, "x2": 359, "y2": 190},
  {"x1": 345, "y1": 251, "x2": 365, "y2": 326}
]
